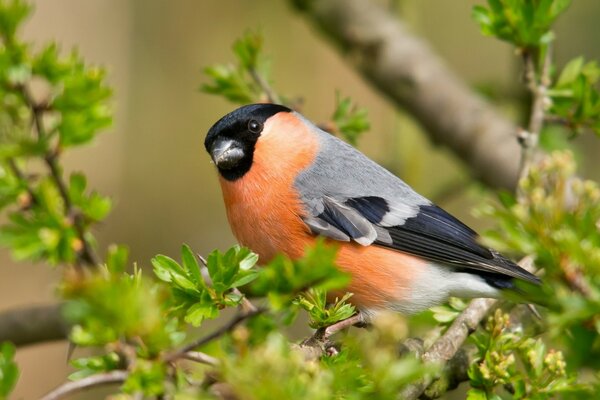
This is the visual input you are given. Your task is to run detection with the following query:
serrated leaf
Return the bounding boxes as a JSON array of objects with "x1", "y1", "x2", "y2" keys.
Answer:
[{"x1": 181, "y1": 244, "x2": 202, "y2": 286}]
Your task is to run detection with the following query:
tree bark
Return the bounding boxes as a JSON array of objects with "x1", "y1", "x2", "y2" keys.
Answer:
[{"x1": 291, "y1": 0, "x2": 521, "y2": 190}]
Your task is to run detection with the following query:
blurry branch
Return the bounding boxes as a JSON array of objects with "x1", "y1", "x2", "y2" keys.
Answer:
[
  {"x1": 40, "y1": 370, "x2": 129, "y2": 400},
  {"x1": 0, "y1": 304, "x2": 68, "y2": 347},
  {"x1": 248, "y1": 67, "x2": 280, "y2": 104},
  {"x1": 291, "y1": 0, "x2": 522, "y2": 190},
  {"x1": 181, "y1": 351, "x2": 220, "y2": 367},
  {"x1": 164, "y1": 307, "x2": 264, "y2": 363}
]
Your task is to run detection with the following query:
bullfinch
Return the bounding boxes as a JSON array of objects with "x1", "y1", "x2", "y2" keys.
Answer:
[{"x1": 204, "y1": 103, "x2": 540, "y2": 318}]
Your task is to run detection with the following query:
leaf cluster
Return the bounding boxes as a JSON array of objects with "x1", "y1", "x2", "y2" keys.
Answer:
[
  {"x1": 479, "y1": 151, "x2": 600, "y2": 369},
  {"x1": 468, "y1": 309, "x2": 588, "y2": 399},
  {"x1": 472, "y1": 0, "x2": 570, "y2": 48},
  {"x1": 549, "y1": 57, "x2": 600, "y2": 137},
  {"x1": 152, "y1": 245, "x2": 258, "y2": 326}
]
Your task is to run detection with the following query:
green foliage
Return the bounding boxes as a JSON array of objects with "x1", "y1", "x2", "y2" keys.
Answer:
[
  {"x1": 549, "y1": 57, "x2": 600, "y2": 137},
  {"x1": 0, "y1": 1, "x2": 599, "y2": 399},
  {"x1": 62, "y1": 268, "x2": 184, "y2": 355},
  {"x1": 468, "y1": 309, "x2": 588, "y2": 399},
  {"x1": 152, "y1": 244, "x2": 259, "y2": 326},
  {"x1": 479, "y1": 151, "x2": 600, "y2": 368},
  {"x1": 0, "y1": 0, "x2": 112, "y2": 267},
  {"x1": 69, "y1": 352, "x2": 121, "y2": 381},
  {"x1": 202, "y1": 30, "x2": 273, "y2": 104},
  {"x1": 0, "y1": 0, "x2": 29, "y2": 43},
  {"x1": 295, "y1": 289, "x2": 355, "y2": 329},
  {"x1": 472, "y1": 0, "x2": 571, "y2": 48},
  {"x1": 218, "y1": 314, "x2": 430, "y2": 400},
  {"x1": 202, "y1": 31, "x2": 370, "y2": 144},
  {"x1": 122, "y1": 359, "x2": 167, "y2": 397},
  {"x1": 0, "y1": 342, "x2": 18, "y2": 399},
  {"x1": 331, "y1": 93, "x2": 370, "y2": 145},
  {"x1": 429, "y1": 297, "x2": 468, "y2": 325},
  {"x1": 251, "y1": 239, "x2": 350, "y2": 310}
]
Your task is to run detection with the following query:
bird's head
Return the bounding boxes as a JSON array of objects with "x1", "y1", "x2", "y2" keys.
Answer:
[{"x1": 204, "y1": 103, "x2": 292, "y2": 181}]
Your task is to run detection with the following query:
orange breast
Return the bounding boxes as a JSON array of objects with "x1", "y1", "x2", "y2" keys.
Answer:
[
  {"x1": 219, "y1": 112, "x2": 316, "y2": 261},
  {"x1": 217, "y1": 113, "x2": 420, "y2": 310}
]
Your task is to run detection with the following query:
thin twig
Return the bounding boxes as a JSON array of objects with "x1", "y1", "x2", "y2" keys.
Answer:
[
  {"x1": 299, "y1": 313, "x2": 364, "y2": 360},
  {"x1": 518, "y1": 46, "x2": 552, "y2": 185},
  {"x1": 40, "y1": 370, "x2": 129, "y2": 400},
  {"x1": 164, "y1": 308, "x2": 264, "y2": 362},
  {"x1": 182, "y1": 351, "x2": 220, "y2": 366},
  {"x1": 18, "y1": 84, "x2": 100, "y2": 267},
  {"x1": 6, "y1": 158, "x2": 38, "y2": 207},
  {"x1": 249, "y1": 68, "x2": 280, "y2": 104}
]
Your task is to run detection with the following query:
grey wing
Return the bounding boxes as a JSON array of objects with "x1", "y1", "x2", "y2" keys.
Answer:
[{"x1": 294, "y1": 123, "x2": 540, "y2": 285}]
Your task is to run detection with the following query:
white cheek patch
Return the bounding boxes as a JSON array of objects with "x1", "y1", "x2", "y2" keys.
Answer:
[{"x1": 379, "y1": 202, "x2": 420, "y2": 227}]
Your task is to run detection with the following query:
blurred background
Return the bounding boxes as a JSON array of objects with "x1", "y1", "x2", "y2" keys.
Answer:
[{"x1": 2, "y1": 0, "x2": 599, "y2": 398}]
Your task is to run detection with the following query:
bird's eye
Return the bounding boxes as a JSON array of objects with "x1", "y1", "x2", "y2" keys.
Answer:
[{"x1": 248, "y1": 119, "x2": 263, "y2": 134}]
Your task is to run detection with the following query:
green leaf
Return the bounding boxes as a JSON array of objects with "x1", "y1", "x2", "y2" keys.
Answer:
[
  {"x1": 0, "y1": 0, "x2": 31, "y2": 41},
  {"x1": 184, "y1": 302, "x2": 219, "y2": 327},
  {"x1": 181, "y1": 244, "x2": 202, "y2": 286},
  {"x1": 0, "y1": 342, "x2": 19, "y2": 398},
  {"x1": 122, "y1": 360, "x2": 165, "y2": 396},
  {"x1": 105, "y1": 244, "x2": 129, "y2": 274},
  {"x1": 331, "y1": 93, "x2": 370, "y2": 145},
  {"x1": 151, "y1": 255, "x2": 185, "y2": 283},
  {"x1": 556, "y1": 56, "x2": 584, "y2": 87}
]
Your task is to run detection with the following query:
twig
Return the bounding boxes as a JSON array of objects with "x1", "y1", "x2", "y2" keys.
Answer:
[
  {"x1": 249, "y1": 68, "x2": 280, "y2": 104},
  {"x1": 6, "y1": 158, "x2": 38, "y2": 207},
  {"x1": 164, "y1": 308, "x2": 264, "y2": 362},
  {"x1": 182, "y1": 351, "x2": 220, "y2": 366},
  {"x1": 18, "y1": 84, "x2": 100, "y2": 267},
  {"x1": 299, "y1": 313, "x2": 364, "y2": 360},
  {"x1": 400, "y1": 298, "x2": 497, "y2": 400},
  {"x1": 40, "y1": 370, "x2": 129, "y2": 400},
  {"x1": 0, "y1": 303, "x2": 68, "y2": 347},
  {"x1": 518, "y1": 46, "x2": 552, "y2": 185},
  {"x1": 400, "y1": 257, "x2": 535, "y2": 399}
]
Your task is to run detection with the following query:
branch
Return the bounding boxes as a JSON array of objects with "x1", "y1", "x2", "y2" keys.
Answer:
[
  {"x1": 0, "y1": 304, "x2": 69, "y2": 347},
  {"x1": 400, "y1": 298, "x2": 497, "y2": 400},
  {"x1": 518, "y1": 47, "x2": 552, "y2": 184},
  {"x1": 299, "y1": 313, "x2": 364, "y2": 359},
  {"x1": 249, "y1": 68, "x2": 280, "y2": 104},
  {"x1": 182, "y1": 351, "x2": 220, "y2": 367},
  {"x1": 164, "y1": 308, "x2": 264, "y2": 362},
  {"x1": 400, "y1": 257, "x2": 535, "y2": 399},
  {"x1": 292, "y1": 0, "x2": 522, "y2": 190},
  {"x1": 19, "y1": 84, "x2": 100, "y2": 267},
  {"x1": 40, "y1": 370, "x2": 129, "y2": 400}
]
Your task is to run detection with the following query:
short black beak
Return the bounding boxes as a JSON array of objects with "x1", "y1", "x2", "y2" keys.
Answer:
[{"x1": 210, "y1": 139, "x2": 245, "y2": 170}]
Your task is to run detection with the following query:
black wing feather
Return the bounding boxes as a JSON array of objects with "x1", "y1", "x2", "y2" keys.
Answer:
[
  {"x1": 374, "y1": 204, "x2": 540, "y2": 284},
  {"x1": 314, "y1": 197, "x2": 539, "y2": 285}
]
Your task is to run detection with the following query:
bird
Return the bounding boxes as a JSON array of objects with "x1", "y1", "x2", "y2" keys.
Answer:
[{"x1": 204, "y1": 103, "x2": 540, "y2": 319}]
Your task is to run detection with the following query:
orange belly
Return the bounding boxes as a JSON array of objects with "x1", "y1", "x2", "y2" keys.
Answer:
[{"x1": 217, "y1": 112, "x2": 421, "y2": 310}]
